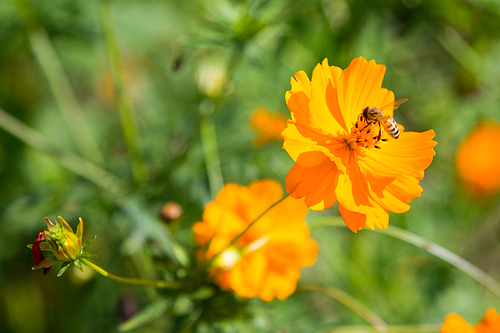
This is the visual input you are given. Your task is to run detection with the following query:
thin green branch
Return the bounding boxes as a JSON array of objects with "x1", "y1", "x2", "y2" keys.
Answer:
[
  {"x1": 311, "y1": 217, "x2": 500, "y2": 299},
  {"x1": 319, "y1": 324, "x2": 440, "y2": 333},
  {"x1": 14, "y1": 0, "x2": 104, "y2": 164},
  {"x1": 211, "y1": 193, "x2": 290, "y2": 261},
  {"x1": 299, "y1": 283, "x2": 389, "y2": 333},
  {"x1": 0, "y1": 107, "x2": 124, "y2": 195},
  {"x1": 200, "y1": 113, "x2": 223, "y2": 198},
  {"x1": 99, "y1": 0, "x2": 147, "y2": 183},
  {"x1": 227, "y1": 193, "x2": 290, "y2": 250},
  {"x1": 308, "y1": 216, "x2": 345, "y2": 230},
  {"x1": 80, "y1": 258, "x2": 180, "y2": 289},
  {"x1": 378, "y1": 225, "x2": 500, "y2": 299}
]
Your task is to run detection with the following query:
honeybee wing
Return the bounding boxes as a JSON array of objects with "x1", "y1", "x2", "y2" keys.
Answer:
[{"x1": 380, "y1": 98, "x2": 408, "y2": 112}]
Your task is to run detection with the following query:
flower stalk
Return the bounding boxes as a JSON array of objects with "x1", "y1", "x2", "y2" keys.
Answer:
[
  {"x1": 200, "y1": 113, "x2": 224, "y2": 198},
  {"x1": 310, "y1": 217, "x2": 500, "y2": 300},
  {"x1": 299, "y1": 283, "x2": 388, "y2": 333},
  {"x1": 13, "y1": 0, "x2": 104, "y2": 165},
  {"x1": 0, "y1": 107, "x2": 125, "y2": 196},
  {"x1": 80, "y1": 258, "x2": 180, "y2": 289},
  {"x1": 99, "y1": 0, "x2": 147, "y2": 183},
  {"x1": 213, "y1": 192, "x2": 290, "y2": 261}
]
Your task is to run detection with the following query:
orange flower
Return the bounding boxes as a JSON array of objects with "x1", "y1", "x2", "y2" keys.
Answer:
[
  {"x1": 456, "y1": 121, "x2": 500, "y2": 197},
  {"x1": 281, "y1": 56, "x2": 437, "y2": 232},
  {"x1": 249, "y1": 107, "x2": 288, "y2": 147},
  {"x1": 441, "y1": 308, "x2": 500, "y2": 333},
  {"x1": 192, "y1": 180, "x2": 318, "y2": 301}
]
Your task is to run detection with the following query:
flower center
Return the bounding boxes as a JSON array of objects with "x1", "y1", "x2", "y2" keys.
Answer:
[
  {"x1": 346, "y1": 115, "x2": 388, "y2": 150},
  {"x1": 213, "y1": 247, "x2": 241, "y2": 270}
]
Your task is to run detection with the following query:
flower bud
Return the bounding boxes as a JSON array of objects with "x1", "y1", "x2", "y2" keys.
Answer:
[
  {"x1": 28, "y1": 216, "x2": 95, "y2": 276},
  {"x1": 196, "y1": 56, "x2": 228, "y2": 100},
  {"x1": 44, "y1": 216, "x2": 83, "y2": 261},
  {"x1": 160, "y1": 202, "x2": 182, "y2": 222}
]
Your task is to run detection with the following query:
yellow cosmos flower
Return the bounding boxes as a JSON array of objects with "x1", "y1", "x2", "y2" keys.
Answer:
[
  {"x1": 249, "y1": 107, "x2": 288, "y2": 147},
  {"x1": 192, "y1": 180, "x2": 318, "y2": 302},
  {"x1": 456, "y1": 121, "x2": 500, "y2": 197},
  {"x1": 281, "y1": 56, "x2": 437, "y2": 232},
  {"x1": 441, "y1": 308, "x2": 500, "y2": 333}
]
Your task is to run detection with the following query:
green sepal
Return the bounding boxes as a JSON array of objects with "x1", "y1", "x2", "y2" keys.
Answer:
[
  {"x1": 74, "y1": 259, "x2": 84, "y2": 272},
  {"x1": 57, "y1": 262, "x2": 71, "y2": 277},
  {"x1": 82, "y1": 235, "x2": 97, "y2": 249},
  {"x1": 27, "y1": 244, "x2": 33, "y2": 249},
  {"x1": 81, "y1": 251, "x2": 97, "y2": 258}
]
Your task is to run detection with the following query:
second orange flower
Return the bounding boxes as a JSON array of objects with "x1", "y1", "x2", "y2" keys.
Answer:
[
  {"x1": 192, "y1": 180, "x2": 318, "y2": 302},
  {"x1": 281, "y1": 56, "x2": 437, "y2": 232}
]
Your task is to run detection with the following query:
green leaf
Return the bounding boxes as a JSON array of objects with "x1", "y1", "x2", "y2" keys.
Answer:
[
  {"x1": 82, "y1": 235, "x2": 97, "y2": 249},
  {"x1": 80, "y1": 251, "x2": 97, "y2": 258},
  {"x1": 118, "y1": 299, "x2": 171, "y2": 332},
  {"x1": 74, "y1": 259, "x2": 83, "y2": 272},
  {"x1": 57, "y1": 262, "x2": 71, "y2": 277}
]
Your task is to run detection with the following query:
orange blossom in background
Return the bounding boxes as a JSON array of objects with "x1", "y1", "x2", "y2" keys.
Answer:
[
  {"x1": 456, "y1": 121, "x2": 500, "y2": 197},
  {"x1": 249, "y1": 106, "x2": 288, "y2": 147},
  {"x1": 192, "y1": 179, "x2": 318, "y2": 302},
  {"x1": 441, "y1": 308, "x2": 500, "y2": 333}
]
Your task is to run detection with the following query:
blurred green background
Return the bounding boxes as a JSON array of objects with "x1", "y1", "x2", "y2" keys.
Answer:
[{"x1": 1, "y1": 0, "x2": 500, "y2": 332}]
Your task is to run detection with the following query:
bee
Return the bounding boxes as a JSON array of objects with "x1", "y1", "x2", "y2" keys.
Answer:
[{"x1": 362, "y1": 98, "x2": 408, "y2": 141}]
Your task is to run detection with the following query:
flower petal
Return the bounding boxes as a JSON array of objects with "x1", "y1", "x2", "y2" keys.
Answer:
[
  {"x1": 32, "y1": 255, "x2": 59, "y2": 275},
  {"x1": 365, "y1": 204, "x2": 389, "y2": 230},
  {"x1": 259, "y1": 268, "x2": 300, "y2": 302},
  {"x1": 441, "y1": 313, "x2": 475, "y2": 333},
  {"x1": 361, "y1": 130, "x2": 437, "y2": 179},
  {"x1": 335, "y1": 154, "x2": 371, "y2": 213},
  {"x1": 228, "y1": 251, "x2": 267, "y2": 299},
  {"x1": 31, "y1": 231, "x2": 46, "y2": 265},
  {"x1": 475, "y1": 308, "x2": 500, "y2": 332},
  {"x1": 367, "y1": 174, "x2": 423, "y2": 214},
  {"x1": 58, "y1": 216, "x2": 74, "y2": 234},
  {"x1": 288, "y1": 70, "x2": 312, "y2": 98},
  {"x1": 285, "y1": 157, "x2": 338, "y2": 206},
  {"x1": 76, "y1": 218, "x2": 84, "y2": 241},
  {"x1": 337, "y1": 57, "x2": 394, "y2": 126},
  {"x1": 308, "y1": 60, "x2": 346, "y2": 135},
  {"x1": 338, "y1": 204, "x2": 366, "y2": 232},
  {"x1": 281, "y1": 121, "x2": 329, "y2": 162}
]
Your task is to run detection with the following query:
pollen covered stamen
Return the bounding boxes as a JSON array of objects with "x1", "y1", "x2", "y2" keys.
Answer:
[{"x1": 347, "y1": 116, "x2": 388, "y2": 150}]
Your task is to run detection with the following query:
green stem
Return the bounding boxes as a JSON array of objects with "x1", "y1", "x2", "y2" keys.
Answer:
[
  {"x1": 309, "y1": 216, "x2": 345, "y2": 230},
  {"x1": 99, "y1": 0, "x2": 147, "y2": 183},
  {"x1": 299, "y1": 283, "x2": 388, "y2": 333},
  {"x1": 436, "y1": 25, "x2": 481, "y2": 79},
  {"x1": 318, "y1": 324, "x2": 440, "y2": 333},
  {"x1": 14, "y1": 0, "x2": 104, "y2": 165},
  {"x1": 379, "y1": 225, "x2": 500, "y2": 299},
  {"x1": 212, "y1": 193, "x2": 290, "y2": 260},
  {"x1": 311, "y1": 218, "x2": 500, "y2": 299},
  {"x1": 198, "y1": 46, "x2": 245, "y2": 199},
  {"x1": 80, "y1": 258, "x2": 179, "y2": 289},
  {"x1": 200, "y1": 112, "x2": 223, "y2": 198},
  {"x1": 0, "y1": 107, "x2": 124, "y2": 196}
]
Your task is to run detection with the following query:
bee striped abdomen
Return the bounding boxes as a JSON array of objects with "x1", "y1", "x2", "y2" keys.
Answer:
[{"x1": 383, "y1": 118, "x2": 400, "y2": 139}]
